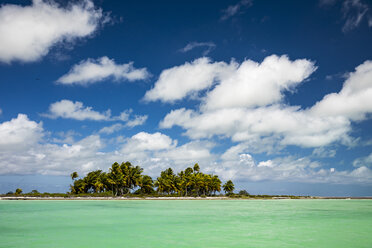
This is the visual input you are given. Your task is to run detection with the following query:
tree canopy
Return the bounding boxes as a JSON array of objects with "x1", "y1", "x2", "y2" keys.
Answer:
[
  {"x1": 70, "y1": 162, "x2": 233, "y2": 197},
  {"x1": 223, "y1": 180, "x2": 235, "y2": 194}
]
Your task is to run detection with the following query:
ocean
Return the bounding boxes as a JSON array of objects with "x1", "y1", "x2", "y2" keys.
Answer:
[{"x1": 0, "y1": 199, "x2": 371, "y2": 247}]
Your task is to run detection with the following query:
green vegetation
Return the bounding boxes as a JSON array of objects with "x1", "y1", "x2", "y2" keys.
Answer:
[
  {"x1": 223, "y1": 180, "x2": 235, "y2": 194},
  {"x1": 69, "y1": 162, "x2": 225, "y2": 197},
  {"x1": 0, "y1": 161, "x2": 312, "y2": 199},
  {"x1": 154, "y1": 164, "x2": 222, "y2": 196},
  {"x1": 238, "y1": 190, "x2": 250, "y2": 196}
]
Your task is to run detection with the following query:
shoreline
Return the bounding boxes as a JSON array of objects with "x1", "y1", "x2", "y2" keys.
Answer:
[{"x1": 1, "y1": 196, "x2": 372, "y2": 200}]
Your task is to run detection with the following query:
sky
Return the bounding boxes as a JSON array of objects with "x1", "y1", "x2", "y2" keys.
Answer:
[{"x1": 0, "y1": 0, "x2": 372, "y2": 196}]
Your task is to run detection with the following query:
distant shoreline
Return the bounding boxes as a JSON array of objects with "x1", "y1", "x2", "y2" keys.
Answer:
[{"x1": 1, "y1": 196, "x2": 372, "y2": 200}]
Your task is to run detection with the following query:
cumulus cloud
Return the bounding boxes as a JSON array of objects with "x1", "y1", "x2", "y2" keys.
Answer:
[
  {"x1": 0, "y1": 135, "x2": 111, "y2": 175},
  {"x1": 57, "y1": 57, "x2": 150, "y2": 86},
  {"x1": 161, "y1": 106, "x2": 352, "y2": 147},
  {"x1": 144, "y1": 57, "x2": 235, "y2": 103},
  {"x1": 159, "y1": 57, "x2": 372, "y2": 149},
  {"x1": 119, "y1": 133, "x2": 216, "y2": 175},
  {"x1": 122, "y1": 132, "x2": 176, "y2": 153},
  {"x1": 221, "y1": 0, "x2": 253, "y2": 21},
  {"x1": 0, "y1": 114, "x2": 43, "y2": 149},
  {"x1": 44, "y1": 100, "x2": 111, "y2": 121},
  {"x1": 202, "y1": 55, "x2": 316, "y2": 110},
  {"x1": 52, "y1": 130, "x2": 80, "y2": 144},
  {"x1": 0, "y1": 114, "x2": 125, "y2": 175},
  {"x1": 310, "y1": 60, "x2": 372, "y2": 121},
  {"x1": 215, "y1": 149, "x2": 372, "y2": 184},
  {"x1": 159, "y1": 141, "x2": 214, "y2": 163},
  {"x1": 180, "y1": 42, "x2": 216, "y2": 56},
  {"x1": 207, "y1": 144, "x2": 372, "y2": 183},
  {"x1": 145, "y1": 55, "x2": 315, "y2": 106},
  {"x1": 43, "y1": 100, "x2": 148, "y2": 126},
  {"x1": 0, "y1": 114, "x2": 370, "y2": 185},
  {"x1": 0, "y1": 0, "x2": 105, "y2": 63}
]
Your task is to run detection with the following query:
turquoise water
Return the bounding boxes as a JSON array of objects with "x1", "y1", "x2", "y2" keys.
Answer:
[{"x1": 0, "y1": 200, "x2": 371, "y2": 248}]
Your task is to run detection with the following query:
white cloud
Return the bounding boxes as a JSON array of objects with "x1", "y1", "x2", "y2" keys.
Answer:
[
  {"x1": 158, "y1": 141, "x2": 214, "y2": 163},
  {"x1": 113, "y1": 110, "x2": 131, "y2": 122},
  {"x1": 125, "y1": 115, "x2": 148, "y2": 127},
  {"x1": 310, "y1": 60, "x2": 372, "y2": 121},
  {"x1": 221, "y1": 0, "x2": 253, "y2": 21},
  {"x1": 145, "y1": 55, "x2": 316, "y2": 107},
  {"x1": 0, "y1": 115, "x2": 371, "y2": 185},
  {"x1": 215, "y1": 151, "x2": 372, "y2": 184},
  {"x1": 52, "y1": 130, "x2": 80, "y2": 144},
  {"x1": 202, "y1": 55, "x2": 316, "y2": 110},
  {"x1": 180, "y1": 42, "x2": 216, "y2": 56},
  {"x1": 57, "y1": 57, "x2": 150, "y2": 85},
  {"x1": 0, "y1": 114, "x2": 122, "y2": 175},
  {"x1": 0, "y1": 134, "x2": 112, "y2": 175},
  {"x1": 161, "y1": 105, "x2": 352, "y2": 148},
  {"x1": 320, "y1": 0, "x2": 371, "y2": 32},
  {"x1": 44, "y1": 99, "x2": 111, "y2": 121},
  {"x1": 99, "y1": 123, "x2": 124, "y2": 134},
  {"x1": 160, "y1": 58, "x2": 372, "y2": 149},
  {"x1": 122, "y1": 132, "x2": 176, "y2": 153},
  {"x1": 353, "y1": 152, "x2": 372, "y2": 167},
  {"x1": 98, "y1": 117, "x2": 148, "y2": 135},
  {"x1": 120, "y1": 133, "x2": 215, "y2": 175},
  {"x1": 0, "y1": 0, "x2": 105, "y2": 63},
  {"x1": 342, "y1": 0, "x2": 369, "y2": 32},
  {"x1": 144, "y1": 57, "x2": 236, "y2": 103},
  {"x1": 0, "y1": 114, "x2": 43, "y2": 149},
  {"x1": 257, "y1": 160, "x2": 274, "y2": 167},
  {"x1": 43, "y1": 100, "x2": 148, "y2": 126},
  {"x1": 312, "y1": 147, "x2": 337, "y2": 158}
]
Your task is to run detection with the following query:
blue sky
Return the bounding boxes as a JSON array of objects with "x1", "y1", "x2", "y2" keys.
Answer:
[{"x1": 0, "y1": 0, "x2": 372, "y2": 196}]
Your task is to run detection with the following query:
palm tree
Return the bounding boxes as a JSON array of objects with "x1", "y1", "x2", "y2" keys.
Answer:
[
  {"x1": 183, "y1": 167, "x2": 193, "y2": 196},
  {"x1": 139, "y1": 175, "x2": 154, "y2": 194},
  {"x1": 128, "y1": 165, "x2": 143, "y2": 193},
  {"x1": 193, "y1": 163, "x2": 200, "y2": 173},
  {"x1": 94, "y1": 179, "x2": 104, "y2": 193},
  {"x1": 68, "y1": 161, "x2": 235, "y2": 198},
  {"x1": 155, "y1": 168, "x2": 176, "y2": 195},
  {"x1": 71, "y1": 179, "x2": 86, "y2": 194},
  {"x1": 85, "y1": 170, "x2": 103, "y2": 193},
  {"x1": 154, "y1": 177, "x2": 166, "y2": 194},
  {"x1": 108, "y1": 162, "x2": 124, "y2": 196},
  {"x1": 210, "y1": 175, "x2": 221, "y2": 195},
  {"x1": 223, "y1": 180, "x2": 235, "y2": 195},
  {"x1": 70, "y1": 172, "x2": 79, "y2": 181}
]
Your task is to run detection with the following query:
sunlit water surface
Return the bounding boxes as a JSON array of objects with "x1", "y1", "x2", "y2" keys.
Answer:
[{"x1": 0, "y1": 199, "x2": 371, "y2": 248}]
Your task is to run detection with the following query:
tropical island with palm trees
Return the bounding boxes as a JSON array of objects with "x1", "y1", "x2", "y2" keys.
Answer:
[
  {"x1": 69, "y1": 162, "x2": 231, "y2": 197},
  {"x1": 1, "y1": 161, "x2": 316, "y2": 200}
]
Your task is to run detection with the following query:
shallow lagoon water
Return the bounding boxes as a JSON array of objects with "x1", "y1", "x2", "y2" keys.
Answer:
[{"x1": 0, "y1": 199, "x2": 371, "y2": 248}]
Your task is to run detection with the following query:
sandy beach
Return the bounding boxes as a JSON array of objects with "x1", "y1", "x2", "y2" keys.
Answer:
[{"x1": 1, "y1": 196, "x2": 371, "y2": 200}]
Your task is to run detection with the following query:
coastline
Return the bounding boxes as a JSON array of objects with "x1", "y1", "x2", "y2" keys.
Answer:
[{"x1": 1, "y1": 196, "x2": 372, "y2": 200}]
